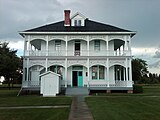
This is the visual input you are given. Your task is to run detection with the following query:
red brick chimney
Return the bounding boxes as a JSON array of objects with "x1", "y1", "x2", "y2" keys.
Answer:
[{"x1": 64, "y1": 10, "x2": 70, "y2": 26}]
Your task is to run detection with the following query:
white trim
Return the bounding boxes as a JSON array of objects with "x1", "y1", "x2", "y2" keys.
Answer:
[
  {"x1": 39, "y1": 71, "x2": 60, "y2": 77},
  {"x1": 19, "y1": 31, "x2": 136, "y2": 36},
  {"x1": 70, "y1": 12, "x2": 86, "y2": 19}
]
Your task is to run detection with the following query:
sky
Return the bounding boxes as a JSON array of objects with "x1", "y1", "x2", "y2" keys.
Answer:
[{"x1": 0, "y1": 0, "x2": 160, "y2": 74}]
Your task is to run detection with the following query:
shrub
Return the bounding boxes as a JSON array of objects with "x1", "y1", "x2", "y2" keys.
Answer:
[{"x1": 133, "y1": 84, "x2": 143, "y2": 93}]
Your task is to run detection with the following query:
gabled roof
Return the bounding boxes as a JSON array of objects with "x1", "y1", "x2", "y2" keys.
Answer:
[
  {"x1": 70, "y1": 12, "x2": 86, "y2": 19},
  {"x1": 39, "y1": 71, "x2": 60, "y2": 77},
  {"x1": 24, "y1": 19, "x2": 134, "y2": 33}
]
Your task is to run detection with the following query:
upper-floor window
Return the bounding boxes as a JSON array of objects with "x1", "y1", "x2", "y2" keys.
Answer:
[
  {"x1": 94, "y1": 40, "x2": 100, "y2": 51},
  {"x1": 74, "y1": 20, "x2": 81, "y2": 26},
  {"x1": 55, "y1": 40, "x2": 61, "y2": 51}
]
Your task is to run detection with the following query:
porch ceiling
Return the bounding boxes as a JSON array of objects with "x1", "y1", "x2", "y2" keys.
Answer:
[
  {"x1": 31, "y1": 40, "x2": 41, "y2": 50},
  {"x1": 114, "y1": 40, "x2": 124, "y2": 50}
]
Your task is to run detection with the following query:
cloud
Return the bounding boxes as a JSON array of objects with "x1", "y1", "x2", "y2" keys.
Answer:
[
  {"x1": 154, "y1": 51, "x2": 160, "y2": 58},
  {"x1": 8, "y1": 40, "x2": 24, "y2": 50},
  {"x1": 132, "y1": 47, "x2": 156, "y2": 57},
  {"x1": 0, "y1": 0, "x2": 63, "y2": 41},
  {"x1": 7, "y1": 40, "x2": 24, "y2": 56}
]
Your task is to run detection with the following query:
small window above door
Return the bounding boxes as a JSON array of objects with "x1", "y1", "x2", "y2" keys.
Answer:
[
  {"x1": 55, "y1": 40, "x2": 61, "y2": 51},
  {"x1": 94, "y1": 40, "x2": 100, "y2": 51}
]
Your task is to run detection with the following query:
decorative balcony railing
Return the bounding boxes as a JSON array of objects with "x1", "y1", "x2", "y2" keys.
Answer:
[
  {"x1": 24, "y1": 50, "x2": 131, "y2": 56},
  {"x1": 22, "y1": 80, "x2": 133, "y2": 88},
  {"x1": 88, "y1": 80, "x2": 133, "y2": 88}
]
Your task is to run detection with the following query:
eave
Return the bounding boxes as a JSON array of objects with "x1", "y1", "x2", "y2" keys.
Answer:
[{"x1": 19, "y1": 31, "x2": 136, "y2": 38}]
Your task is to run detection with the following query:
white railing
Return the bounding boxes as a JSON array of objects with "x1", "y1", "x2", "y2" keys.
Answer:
[
  {"x1": 89, "y1": 80, "x2": 133, "y2": 88},
  {"x1": 48, "y1": 50, "x2": 66, "y2": 56},
  {"x1": 88, "y1": 80, "x2": 108, "y2": 87},
  {"x1": 24, "y1": 50, "x2": 131, "y2": 57},
  {"x1": 22, "y1": 81, "x2": 40, "y2": 87}
]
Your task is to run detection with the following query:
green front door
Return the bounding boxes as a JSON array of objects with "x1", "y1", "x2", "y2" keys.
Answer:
[{"x1": 78, "y1": 71, "x2": 83, "y2": 87}]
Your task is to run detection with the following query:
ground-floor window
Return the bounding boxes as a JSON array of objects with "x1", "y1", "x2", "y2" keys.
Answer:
[
  {"x1": 49, "y1": 66, "x2": 63, "y2": 79},
  {"x1": 92, "y1": 65, "x2": 105, "y2": 80}
]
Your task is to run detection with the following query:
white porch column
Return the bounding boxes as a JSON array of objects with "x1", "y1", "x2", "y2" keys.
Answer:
[
  {"x1": 87, "y1": 58, "x2": 90, "y2": 87},
  {"x1": 65, "y1": 58, "x2": 67, "y2": 87},
  {"x1": 65, "y1": 35, "x2": 68, "y2": 56},
  {"x1": 124, "y1": 36, "x2": 127, "y2": 51},
  {"x1": 46, "y1": 35, "x2": 49, "y2": 56},
  {"x1": 106, "y1": 35, "x2": 109, "y2": 56},
  {"x1": 28, "y1": 35, "x2": 31, "y2": 51},
  {"x1": 126, "y1": 58, "x2": 128, "y2": 81},
  {"x1": 106, "y1": 58, "x2": 109, "y2": 87},
  {"x1": 128, "y1": 36, "x2": 131, "y2": 56},
  {"x1": 26, "y1": 58, "x2": 29, "y2": 81},
  {"x1": 87, "y1": 35, "x2": 89, "y2": 56},
  {"x1": 45, "y1": 58, "x2": 48, "y2": 72},
  {"x1": 24, "y1": 36, "x2": 27, "y2": 56}
]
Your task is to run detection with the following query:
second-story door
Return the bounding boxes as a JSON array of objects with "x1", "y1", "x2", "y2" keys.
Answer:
[{"x1": 75, "y1": 41, "x2": 80, "y2": 56}]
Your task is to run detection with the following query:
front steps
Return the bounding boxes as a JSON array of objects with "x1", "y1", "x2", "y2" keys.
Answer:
[{"x1": 65, "y1": 87, "x2": 89, "y2": 96}]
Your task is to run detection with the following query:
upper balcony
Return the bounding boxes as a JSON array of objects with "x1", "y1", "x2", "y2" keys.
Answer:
[
  {"x1": 24, "y1": 50, "x2": 131, "y2": 57},
  {"x1": 23, "y1": 35, "x2": 132, "y2": 57}
]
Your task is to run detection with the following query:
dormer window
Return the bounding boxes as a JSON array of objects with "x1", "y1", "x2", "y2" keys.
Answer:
[
  {"x1": 74, "y1": 20, "x2": 81, "y2": 26},
  {"x1": 71, "y1": 12, "x2": 86, "y2": 26}
]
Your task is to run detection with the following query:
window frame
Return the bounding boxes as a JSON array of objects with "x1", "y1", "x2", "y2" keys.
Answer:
[
  {"x1": 55, "y1": 40, "x2": 61, "y2": 51},
  {"x1": 91, "y1": 65, "x2": 105, "y2": 80},
  {"x1": 74, "y1": 19, "x2": 81, "y2": 26},
  {"x1": 94, "y1": 40, "x2": 100, "y2": 51}
]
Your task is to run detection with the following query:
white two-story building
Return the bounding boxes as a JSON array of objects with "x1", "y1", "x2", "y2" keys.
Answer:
[{"x1": 19, "y1": 10, "x2": 136, "y2": 94}]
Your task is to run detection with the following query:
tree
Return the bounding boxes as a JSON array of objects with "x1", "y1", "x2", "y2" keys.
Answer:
[
  {"x1": 0, "y1": 42, "x2": 22, "y2": 89},
  {"x1": 132, "y1": 58, "x2": 149, "y2": 83}
]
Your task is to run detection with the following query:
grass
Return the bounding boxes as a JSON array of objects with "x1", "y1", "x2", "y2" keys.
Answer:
[
  {"x1": 86, "y1": 85, "x2": 160, "y2": 120},
  {"x1": 0, "y1": 89, "x2": 72, "y2": 107},
  {"x1": 0, "y1": 89, "x2": 72, "y2": 120},
  {"x1": 0, "y1": 108, "x2": 69, "y2": 120}
]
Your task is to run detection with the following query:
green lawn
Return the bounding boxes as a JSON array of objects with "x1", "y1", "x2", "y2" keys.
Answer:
[
  {"x1": 86, "y1": 85, "x2": 160, "y2": 120},
  {"x1": 0, "y1": 89, "x2": 72, "y2": 120},
  {"x1": 0, "y1": 108, "x2": 69, "y2": 120}
]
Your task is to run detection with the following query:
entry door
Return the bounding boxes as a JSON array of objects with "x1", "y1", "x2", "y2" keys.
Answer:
[
  {"x1": 72, "y1": 71, "x2": 78, "y2": 86},
  {"x1": 77, "y1": 71, "x2": 83, "y2": 86},
  {"x1": 75, "y1": 42, "x2": 80, "y2": 56},
  {"x1": 72, "y1": 71, "x2": 83, "y2": 87}
]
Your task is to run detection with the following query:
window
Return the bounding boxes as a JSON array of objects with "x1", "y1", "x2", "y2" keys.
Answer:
[
  {"x1": 55, "y1": 40, "x2": 61, "y2": 51},
  {"x1": 74, "y1": 20, "x2": 78, "y2": 26},
  {"x1": 94, "y1": 40, "x2": 100, "y2": 51},
  {"x1": 92, "y1": 66, "x2": 98, "y2": 79},
  {"x1": 78, "y1": 20, "x2": 81, "y2": 26},
  {"x1": 92, "y1": 66, "x2": 105, "y2": 80},
  {"x1": 74, "y1": 20, "x2": 81, "y2": 26},
  {"x1": 99, "y1": 66, "x2": 104, "y2": 79},
  {"x1": 49, "y1": 66, "x2": 63, "y2": 80}
]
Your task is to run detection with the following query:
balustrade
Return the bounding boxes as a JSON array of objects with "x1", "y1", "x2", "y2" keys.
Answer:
[
  {"x1": 89, "y1": 80, "x2": 133, "y2": 87},
  {"x1": 25, "y1": 50, "x2": 131, "y2": 56}
]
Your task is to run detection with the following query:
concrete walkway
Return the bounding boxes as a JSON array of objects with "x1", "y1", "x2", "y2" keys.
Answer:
[{"x1": 68, "y1": 96, "x2": 94, "y2": 120}]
